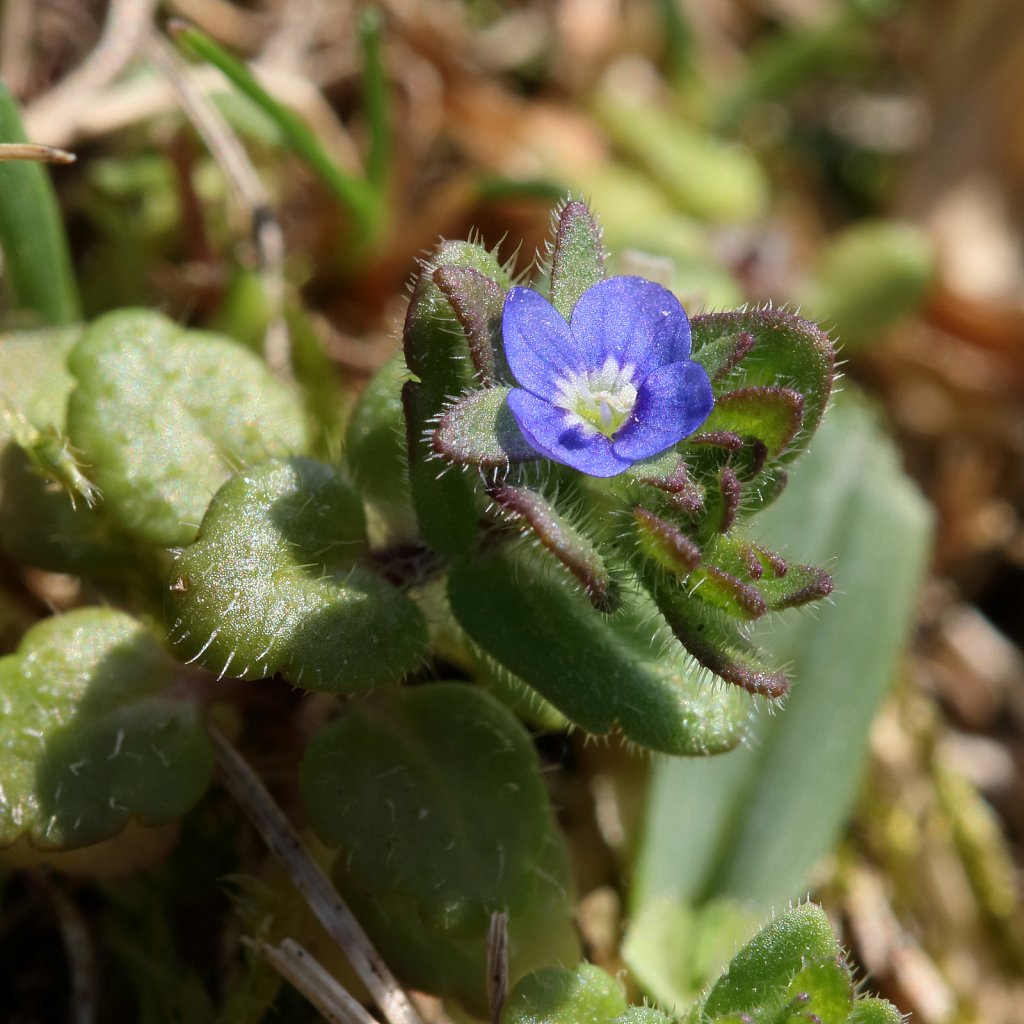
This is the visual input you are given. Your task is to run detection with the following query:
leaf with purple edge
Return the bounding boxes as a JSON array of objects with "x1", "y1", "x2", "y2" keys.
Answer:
[
  {"x1": 433, "y1": 387, "x2": 539, "y2": 467},
  {"x1": 549, "y1": 199, "x2": 606, "y2": 320},
  {"x1": 646, "y1": 570, "x2": 789, "y2": 698},
  {"x1": 625, "y1": 450, "x2": 706, "y2": 514},
  {"x1": 490, "y1": 484, "x2": 619, "y2": 612},
  {"x1": 699, "y1": 386, "x2": 804, "y2": 460},
  {"x1": 403, "y1": 241, "x2": 512, "y2": 555},
  {"x1": 690, "y1": 309, "x2": 834, "y2": 463},
  {"x1": 433, "y1": 265, "x2": 511, "y2": 385}
]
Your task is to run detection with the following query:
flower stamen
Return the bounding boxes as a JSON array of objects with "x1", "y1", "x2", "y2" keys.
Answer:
[{"x1": 554, "y1": 358, "x2": 638, "y2": 438}]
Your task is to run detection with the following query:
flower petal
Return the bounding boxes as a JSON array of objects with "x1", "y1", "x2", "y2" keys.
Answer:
[
  {"x1": 569, "y1": 276, "x2": 692, "y2": 379},
  {"x1": 507, "y1": 389, "x2": 634, "y2": 477},
  {"x1": 612, "y1": 360, "x2": 714, "y2": 462},
  {"x1": 502, "y1": 287, "x2": 586, "y2": 401}
]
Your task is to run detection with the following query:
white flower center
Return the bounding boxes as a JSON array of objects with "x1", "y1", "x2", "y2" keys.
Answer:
[{"x1": 554, "y1": 356, "x2": 638, "y2": 439}]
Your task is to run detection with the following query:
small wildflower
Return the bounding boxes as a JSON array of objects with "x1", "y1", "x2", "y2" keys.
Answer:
[{"x1": 503, "y1": 276, "x2": 714, "y2": 477}]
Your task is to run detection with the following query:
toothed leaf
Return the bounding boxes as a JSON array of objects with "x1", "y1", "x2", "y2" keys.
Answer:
[
  {"x1": 490, "y1": 484, "x2": 618, "y2": 612},
  {"x1": 66, "y1": 309, "x2": 309, "y2": 547},
  {"x1": 550, "y1": 200, "x2": 606, "y2": 319},
  {"x1": 846, "y1": 998, "x2": 904, "y2": 1024},
  {"x1": 448, "y1": 550, "x2": 754, "y2": 755},
  {"x1": 691, "y1": 310, "x2": 833, "y2": 462},
  {"x1": 433, "y1": 387, "x2": 538, "y2": 467},
  {"x1": 501, "y1": 963, "x2": 626, "y2": 1024},
  {"x1": 302, "y1": 684, "x2": 578, "y2": 1016},
  {"x1": 649, "y1": 574, "x2": 788, "y2": 697},
  {"x1": 166, "y1": 458, "x2": 426, "y2": 691},
  {"x1": 700, "y1": 904, "x2": 838, "y2": 1020},
  {"x1": 433, "y1": 265, "x2": 510, "y2": 385},
  {"x1": 0, "y1": 608, "x2": 212, "y2": 851},
  {"x1": 403, "y1": 242, "x2": 512, "y2": 555},
  {"x1": 700, "y1": 387, "x2": 804, "y2": 459},
  {"x1": 625, "y1": 450, "x2": 705, "y2": 513}
]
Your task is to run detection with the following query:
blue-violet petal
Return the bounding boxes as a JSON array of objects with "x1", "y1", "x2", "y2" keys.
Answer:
[
  {"x1": 502, "y1": 287, "x2": 586, "y2": 402},
  {"x1": 612, "y1": 360, "x2": 714, "y2": 461},
  {"x1": 569, "y1": 276, "x2": 692, "y2": 380},
  {"x1": 507, "y1": 388, "x2": 634, "y2": 477}
]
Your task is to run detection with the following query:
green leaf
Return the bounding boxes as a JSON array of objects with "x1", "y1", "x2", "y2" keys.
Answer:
[
  {"x1": 448, "y1": 550, "x2": 754, "y2": 756},
  {"x1": 0, "y1": 85, "x2": 81, "y2": 324},
  {"x1": 691, "y1": 310, "x2": 834, "y2": 465},
  {"x1": 632, "y1": 395, "x2": 933, "y2": 914},
  {"x1": 649, "y1": 576, "x2": 788, "y2": 697},
  {"x1": 166, "y1": 458, "x2": 426, "y2": 691},
  {"x1": 550, "y1": 199, "x2": 606, "y2": 319},
  {"x1": 0, "y1": 327, "x2": 144, "y2": 577},
  {"x1": 490, "y1": 484, "x2": 619, "y2": 612},
  {"x1": 403, "y1": 241, "x2": 512, "y2": 556},
  {"x1": 623, "y1": 898, "x2": 763, "y2": 1012},
  {"x1": 433, "y1": 265, "x2": 510, "y2": 385},
  {"x1": 699, "y1": 387, "x2": 804, "y2": 460},
  {"x1": 345, "y1": 351, "x2": 412, "y2": 508},
  {"x1": 66, "y1": 309, "x2": 309, "y2": 548},
  {"x1": 0, "y1": 326, "x2": 79, "y2": 434},
  {"x1": 594, "y1": 96, "x2": 770, "y2": 223},
  {"x1": 846, "y1": 997, "x2": 904, "y2": 1024},
  {"x1": 700, "y1": 904, "x2": 838, "y2": 1019},
  {"x1": 301, "y1": 684, "x2": 579, "y2": 1015},
  {"x1": 612, "y1": 1009, "x2": 675, "y2": 1024},
  {"x1": 501, "y1": 963, "x2": 626, "y2": 1024},
  {"x1": 778, "y1": 958, "x2": 852, "y2": 1024},
  {"x1": 0, "y1": 608, "x2": 212, "y2": 850},
  {"x1": 433, "y1": 387, "x2": 537, "y2": 467}
]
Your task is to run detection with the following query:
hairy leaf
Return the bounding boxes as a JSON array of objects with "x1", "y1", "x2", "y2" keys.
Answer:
[
  {"x1": 550, "y1": 199, "x2": 606, "y2": 319},
  {"x1": 0, "y1": 608, "x2": 211, "y2": 850},
  {"x1": 166, "y1": 458, "x2": 426, "y2": 691},
  {"x1": 448, "y1": 551, "x2": 754, "y2": 756},
  {"x1": 302, "y1": 684, "x2": 578, "y2": 1015},
  {"x1": 434, "y1": 387, "x2": 537, "y2": 467},
  {"x1": 66, "y1": 309, "x2": 309, "y2": 547}
]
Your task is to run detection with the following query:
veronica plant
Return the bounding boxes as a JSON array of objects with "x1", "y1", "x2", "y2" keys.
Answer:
[
  {"x1": 412, "y1": 199, "x2": 835, "y2": 754},
  {"x1": 0, "y1": 180, "x2": 852, "y2": 1018}
]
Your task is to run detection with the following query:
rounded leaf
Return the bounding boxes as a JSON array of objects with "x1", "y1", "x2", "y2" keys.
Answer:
[
  {"x1": 502, "y1": 964, "x2": 626, "y2": 1024},
  {"x1": 301, "y1": 683, "x2": 578, "y2": 1013},
  {"x1": 66, "y1": 309, "x2": 309, "y2": 547},
  {"x1": 0, "y1": 608, "x2": 212, "y2": 851},
  {"x1": 166, "y1": 458, "x2": 426, "y2": 691}
]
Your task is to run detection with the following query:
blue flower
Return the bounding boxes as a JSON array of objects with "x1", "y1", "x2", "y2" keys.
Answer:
[{"x1": 503, "y1": 276, "x2": 714, "y2": 477}]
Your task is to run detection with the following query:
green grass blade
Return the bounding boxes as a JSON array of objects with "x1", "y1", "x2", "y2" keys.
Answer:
[
  {"x1": 358, "y1": 7, "x2": 391, "y2": 191},
  {"x1": 0, "y1": 85, "x2": 80, "y2": 324},
  {"x1": 632, "y1": 393, "x2": 933, "y2": 912},
  {"x1": 171, "y1": 23, "x2": 381, "y2": 238}
]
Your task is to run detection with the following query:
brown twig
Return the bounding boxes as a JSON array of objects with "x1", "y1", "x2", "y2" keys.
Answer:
[
  {"x1": 207, "y1": 724, "x2": 426, "y2": 1024},
  {"x1": 249, "y1": 937, "x2": 382, "y2": 1024},
  {"x1": 0, "y1": 143, "x2": 76, "y2": 164}
]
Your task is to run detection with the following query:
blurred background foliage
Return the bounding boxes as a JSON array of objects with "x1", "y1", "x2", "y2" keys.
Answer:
[{"x1": 0, "y1": 0, "x2": 1022, "y2": 1022}]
